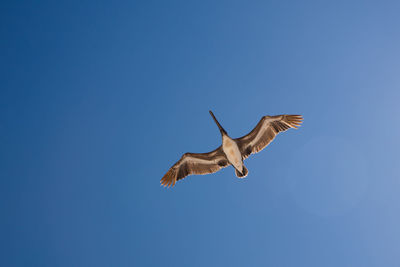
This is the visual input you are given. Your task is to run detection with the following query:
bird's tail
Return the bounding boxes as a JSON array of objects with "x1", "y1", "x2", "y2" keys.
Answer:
[{"x1": 235, "y1": 166, "x2": 248, "y2": 178}]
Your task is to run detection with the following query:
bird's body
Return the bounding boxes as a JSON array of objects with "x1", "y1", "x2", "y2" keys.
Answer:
[
  {"x1": 222, "y1": 135, "x2": 245, "y2": 177},
  {"x1": 161, "y1": 111, "x2": 303, "y2": 187}
]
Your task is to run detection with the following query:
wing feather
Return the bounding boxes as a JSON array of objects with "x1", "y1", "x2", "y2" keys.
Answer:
[
  {"x1": 235, "y1": 115, "x2": 303, "y2": 159},
  {"x1": 160, "y1": 147, "x2": 229, "y2": 188}
]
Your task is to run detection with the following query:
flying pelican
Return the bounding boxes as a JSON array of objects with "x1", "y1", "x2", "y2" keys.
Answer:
[{"x1": 161, "y1": 111, "x2": 303, "y2": 187}]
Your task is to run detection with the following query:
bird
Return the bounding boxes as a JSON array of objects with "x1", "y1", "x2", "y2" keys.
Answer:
[{"x1": 160, "y1": 111, "x2": 303, "y2": 188}]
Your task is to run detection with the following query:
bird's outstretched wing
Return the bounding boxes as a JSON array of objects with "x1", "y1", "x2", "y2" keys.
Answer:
[
  {"x1": 235, "y1": 115, "x2": 303, "y2": 159},
  {"x1": 161, "y1": 147, "x2": 230, "y2": 188}
]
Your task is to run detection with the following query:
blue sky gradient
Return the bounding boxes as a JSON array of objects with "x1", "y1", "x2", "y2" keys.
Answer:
[{"x1": 1, "y1": 0, "x2": 400, "y2": 266}]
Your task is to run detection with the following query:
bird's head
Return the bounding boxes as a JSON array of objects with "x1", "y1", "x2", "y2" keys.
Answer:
[{"x1": 209, "y1": 110, "x2": 227, "y2": 136}]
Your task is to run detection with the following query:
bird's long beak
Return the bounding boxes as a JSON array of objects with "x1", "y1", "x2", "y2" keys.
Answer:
[{"x1": 209, "y1": 110, "x2": 227, "y2": 135}]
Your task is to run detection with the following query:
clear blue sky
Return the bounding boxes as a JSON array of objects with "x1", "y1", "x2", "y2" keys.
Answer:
[{"x1": 1, "y1": 0, "x2": 400, "y2": 266}]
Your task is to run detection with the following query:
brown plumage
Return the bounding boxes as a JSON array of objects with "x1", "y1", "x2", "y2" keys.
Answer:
[
  {"x1": 160, "y1": 147, "x2": 229, "y2": 187},
  {"x1": 235, "y1": 115, "x2": 303, "y2": 159},
  {"x1": 161, "y1": 112, "x2": 303, "y2": 188}
]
